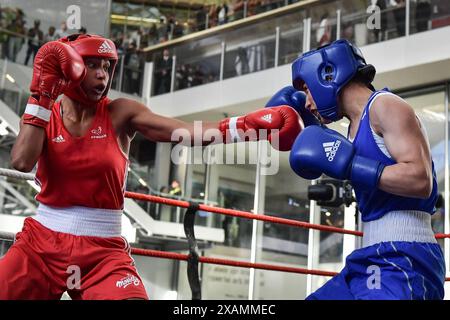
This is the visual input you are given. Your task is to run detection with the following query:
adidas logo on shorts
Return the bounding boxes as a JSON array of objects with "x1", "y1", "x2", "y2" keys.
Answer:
[
  {"x1": 323, "y1": 140, "x2": 341, "y2": 161},
  {"x1": 98, "y1": 40, "x2": 114, "y2": 54}
]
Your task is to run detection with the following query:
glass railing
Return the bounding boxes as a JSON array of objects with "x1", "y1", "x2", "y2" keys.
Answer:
[
  {"x1": 2, "y1": 1, "x2": 450, "y2": 101},
  {"x1": 146, "y1": 0, "x2": 450, "y2": 97}
]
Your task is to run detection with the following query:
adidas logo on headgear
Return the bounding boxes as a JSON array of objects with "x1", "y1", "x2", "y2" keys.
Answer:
[
  {"x1": 98, "y1": 40, "x2": 113, "y2": 54},
  {"x1": 323, "y1": 140, "x2": 341, "y2": 161}
]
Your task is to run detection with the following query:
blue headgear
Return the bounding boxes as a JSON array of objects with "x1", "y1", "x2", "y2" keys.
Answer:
[{"x1": 291, "y1": 39, "x2": 375, "y2": 121}]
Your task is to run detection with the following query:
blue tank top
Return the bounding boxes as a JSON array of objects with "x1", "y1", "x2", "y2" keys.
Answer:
[{"x1": 352, "y1": 89, "x2": 438, "y2": 222}]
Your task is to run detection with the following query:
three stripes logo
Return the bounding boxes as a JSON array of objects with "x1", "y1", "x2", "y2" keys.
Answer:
[
  {"x1": 323, "y1": 140, "x2": 341, "y2": 161},
  {"x1": 98, "y1": 40, "x2": 114, "y2": 54}
]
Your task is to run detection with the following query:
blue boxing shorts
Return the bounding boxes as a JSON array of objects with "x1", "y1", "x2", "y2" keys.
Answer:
[{"x1": 306, "y1": 241, "x2": 445, "y2": 300}]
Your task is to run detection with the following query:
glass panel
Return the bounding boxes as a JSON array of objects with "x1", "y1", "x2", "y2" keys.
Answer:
[
  {"x1": 410, "y1": 0, "x2": 450, "y2": 35},
  {"x1": 173, "y1": 40, "x2": 221, "y2": 92},
  {"x1": 223, "y1": 23, "x2": 277, "y2": 79},
  {"x1": 200, "y1": 141, "x2": 257, "y2": 299},
  {"x1": 318, "y1": 206, "x2": 344, "y2": 264},
  {"x1": 253, "y1": 146, "x2": 310, "y2": 299},
  {"x1": 278, "y1": 12, "x2": 306, "y2": 66},
  {"x1": 340, "y1": 3, "x2": 406, "y2": 47},
  {"x1": 310, "y1": 10, "x2": 339, "y2": 49}
]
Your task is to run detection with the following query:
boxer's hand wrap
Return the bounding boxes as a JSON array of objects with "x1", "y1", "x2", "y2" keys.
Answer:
[
  {"x1": 23, "y1": 41, "x2": 86, "y2": 128},
  {"x1": 219, "y1": 106, "x2": 302, "y2": 151}
]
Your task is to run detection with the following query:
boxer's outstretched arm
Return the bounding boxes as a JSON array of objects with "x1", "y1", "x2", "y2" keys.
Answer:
[
  {"x1": 113, "y1": 98, "x2": 220, "y2": 145},
  {"x1": 114, "y1": 97, "x2": 301, "y2": 151},
  {"x1": 371, "y1": 95, "x2": 433, "y2": 199}
]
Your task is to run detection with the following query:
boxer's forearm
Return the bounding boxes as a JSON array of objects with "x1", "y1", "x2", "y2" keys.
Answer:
[
  {"x1": 377, "y1": 162, "x2": 432, "y2": 199},
  {"x1": 10, "y1": 120, "x2": 46, "y2": 172}
]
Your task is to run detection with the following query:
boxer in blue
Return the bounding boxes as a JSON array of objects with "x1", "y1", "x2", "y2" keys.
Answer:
[{"x1": 267, "y1": 39, "x2": 445, "y2": 299}]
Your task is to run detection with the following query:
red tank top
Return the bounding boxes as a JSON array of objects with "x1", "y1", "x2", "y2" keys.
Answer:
[{"x1": 35, "y1": 99, "x2": 129, "y2": 209}]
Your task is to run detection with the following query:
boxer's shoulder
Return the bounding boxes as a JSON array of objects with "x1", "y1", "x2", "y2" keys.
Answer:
[{"x1": 369, "y1": 93, "x2": 415, "y2": 133}]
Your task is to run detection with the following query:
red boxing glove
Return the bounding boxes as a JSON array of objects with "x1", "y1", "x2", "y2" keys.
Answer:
[
  {"x1": 23, "y1": 41, "x2": 86, "y2": 128},
  {"x1": 219, "y1": 106, "x2": 303, "y2": 151}
]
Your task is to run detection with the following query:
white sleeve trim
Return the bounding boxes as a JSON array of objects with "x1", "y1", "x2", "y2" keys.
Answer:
[
  {"x1": 228, "y1": 117, "x2": 242, "y2": 142},
  {"x1": 24, "y1": 104, "x2": 51, "y2": 122}
]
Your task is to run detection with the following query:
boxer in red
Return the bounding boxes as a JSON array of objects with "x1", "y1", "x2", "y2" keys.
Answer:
[{"x1": 0, "y1": 34, "x2": 302, "y2": 299}]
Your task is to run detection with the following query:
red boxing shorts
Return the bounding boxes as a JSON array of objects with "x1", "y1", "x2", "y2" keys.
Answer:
[{"x1": 0, "y1": 217, "x2": 149, "y2": 300}]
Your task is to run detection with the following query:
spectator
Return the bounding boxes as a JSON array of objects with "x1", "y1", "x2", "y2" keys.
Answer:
[
  {"x1": 415, "y1": 0, "x2": 431, "y2": 32},
  {"x1": 124, "y1": 41, "x2": 142, "y2": 95},
  {"x1": 316, "y1": 13, "x2": 332, "y2": 47},
  {"x1": 172, "y1": 20, "x2": 184, "y2": 39},
  {"x1": 196, "y1": 6, "x2": 208, "y2": 30},
  {"x1": 78, "y1": 26, "x2": 87, "y2": 35},
  {"x1": 341, "y1": 23, "x2": 354, "y2": 42},
  {"x1": 44, "y1": 26, "x2": 57, "y2": 42},
  {"x1": 176, "y1": 64, "x2": 189, "y2": 89},
  {"x1": 147, "y1": 23, "x2": 158, "y2": 46},
  {"x1": 154, "y1": 48, "x2": 173, "y2": 95},
  {"x1": 6, "y1": 14, "x2": 25, "y2": 62},
  {"x1": 168, "y1": 179, "x2": 182, "y2": 222},
  {"x1": 393, "y1": 0, "x2": 406, "y2": 37},
  {"x1": 372, "y1": 0, "x2": 387, "y2": 42},
  {"x1": 55, "y1": 21, "x2": 69, "y2": 38},
  {"x1": 169, "y1": 180, "x2": 182, "y2": 197},
  {"x1": 208, "y1": 4, "x2": 218, "y2": 27},
  {"x1": 157, "y1": 18, "x2": 168, "y2": 42},
  {"x1": 24, "y1": 20, "x2": 44, "y2": 66},
  {"x1": 218, "y1": 2, "x2": 229, "y2": 25},
  {"x1": 231, "y1": 0, "x2": 245, "y2": 21},
  {"x1": 235, "y1": 46, "x2": 250, "y2": 75}
]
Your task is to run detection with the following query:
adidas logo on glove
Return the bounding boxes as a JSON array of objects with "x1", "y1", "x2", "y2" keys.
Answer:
[
  {"x1": 323, "y1": 140, "x2": 341, "y2": 161},
  {"x1": 261, "y1": 114, "x2": 272, "y2": 123}
]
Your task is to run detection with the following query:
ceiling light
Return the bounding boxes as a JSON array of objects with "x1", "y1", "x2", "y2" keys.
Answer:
[{"x1": 6, "y1": 74, "x2": 15, "y2": 83}]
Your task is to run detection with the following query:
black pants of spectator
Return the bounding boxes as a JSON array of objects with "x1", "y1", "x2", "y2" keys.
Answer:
[
  {"x1": 24, "y1": 44, "x2": 40, "y2": 66},
  {"x1": 156, "y1": 76, "x2": 171, "y2": 95},
  {"x1": 393, "y1": 7, "x2": 406, "y2": 37}
]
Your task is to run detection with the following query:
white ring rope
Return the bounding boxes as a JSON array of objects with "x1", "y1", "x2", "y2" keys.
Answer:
[{"x1": 0, "y1": 168, "x2": 35, "y2": 181}]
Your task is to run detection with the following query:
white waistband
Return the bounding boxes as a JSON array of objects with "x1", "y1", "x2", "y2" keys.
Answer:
[
  {"x1": 34, "y1": 203, "x2": 122, "y2": 237},
  {"x1": 362, "y1": 210, "x2": 437, "y2": 248}
]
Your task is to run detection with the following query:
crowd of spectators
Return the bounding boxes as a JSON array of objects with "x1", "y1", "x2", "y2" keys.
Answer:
[
  {"x1": 1, "y1": 1, "x2": 444, "y2": 98},
  {"x1": 0, "y1": 6, "x2": 88, "y2": 65}
]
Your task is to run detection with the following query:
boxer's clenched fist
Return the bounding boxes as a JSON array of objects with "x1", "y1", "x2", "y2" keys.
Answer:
[{"x1": 23, "y1": 41, "x2": 86, "y2": 128}]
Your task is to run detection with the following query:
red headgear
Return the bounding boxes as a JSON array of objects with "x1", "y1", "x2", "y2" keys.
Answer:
[{"x1": 59, "y1": 34, "x2": 118, "y2": 106}]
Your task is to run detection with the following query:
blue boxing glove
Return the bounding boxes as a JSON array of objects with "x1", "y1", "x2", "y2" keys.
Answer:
[
  {"x1": 289, "y1": 126, "x2": 386, "y2": 190},
  {"x1": 265, "y1": 86, "x2": 321, "y2": 127}
]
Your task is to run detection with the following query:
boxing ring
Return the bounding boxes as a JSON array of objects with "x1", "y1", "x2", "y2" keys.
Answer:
[{"x1": 0, "y1": 168, "x2": 449, "y2": 299}]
